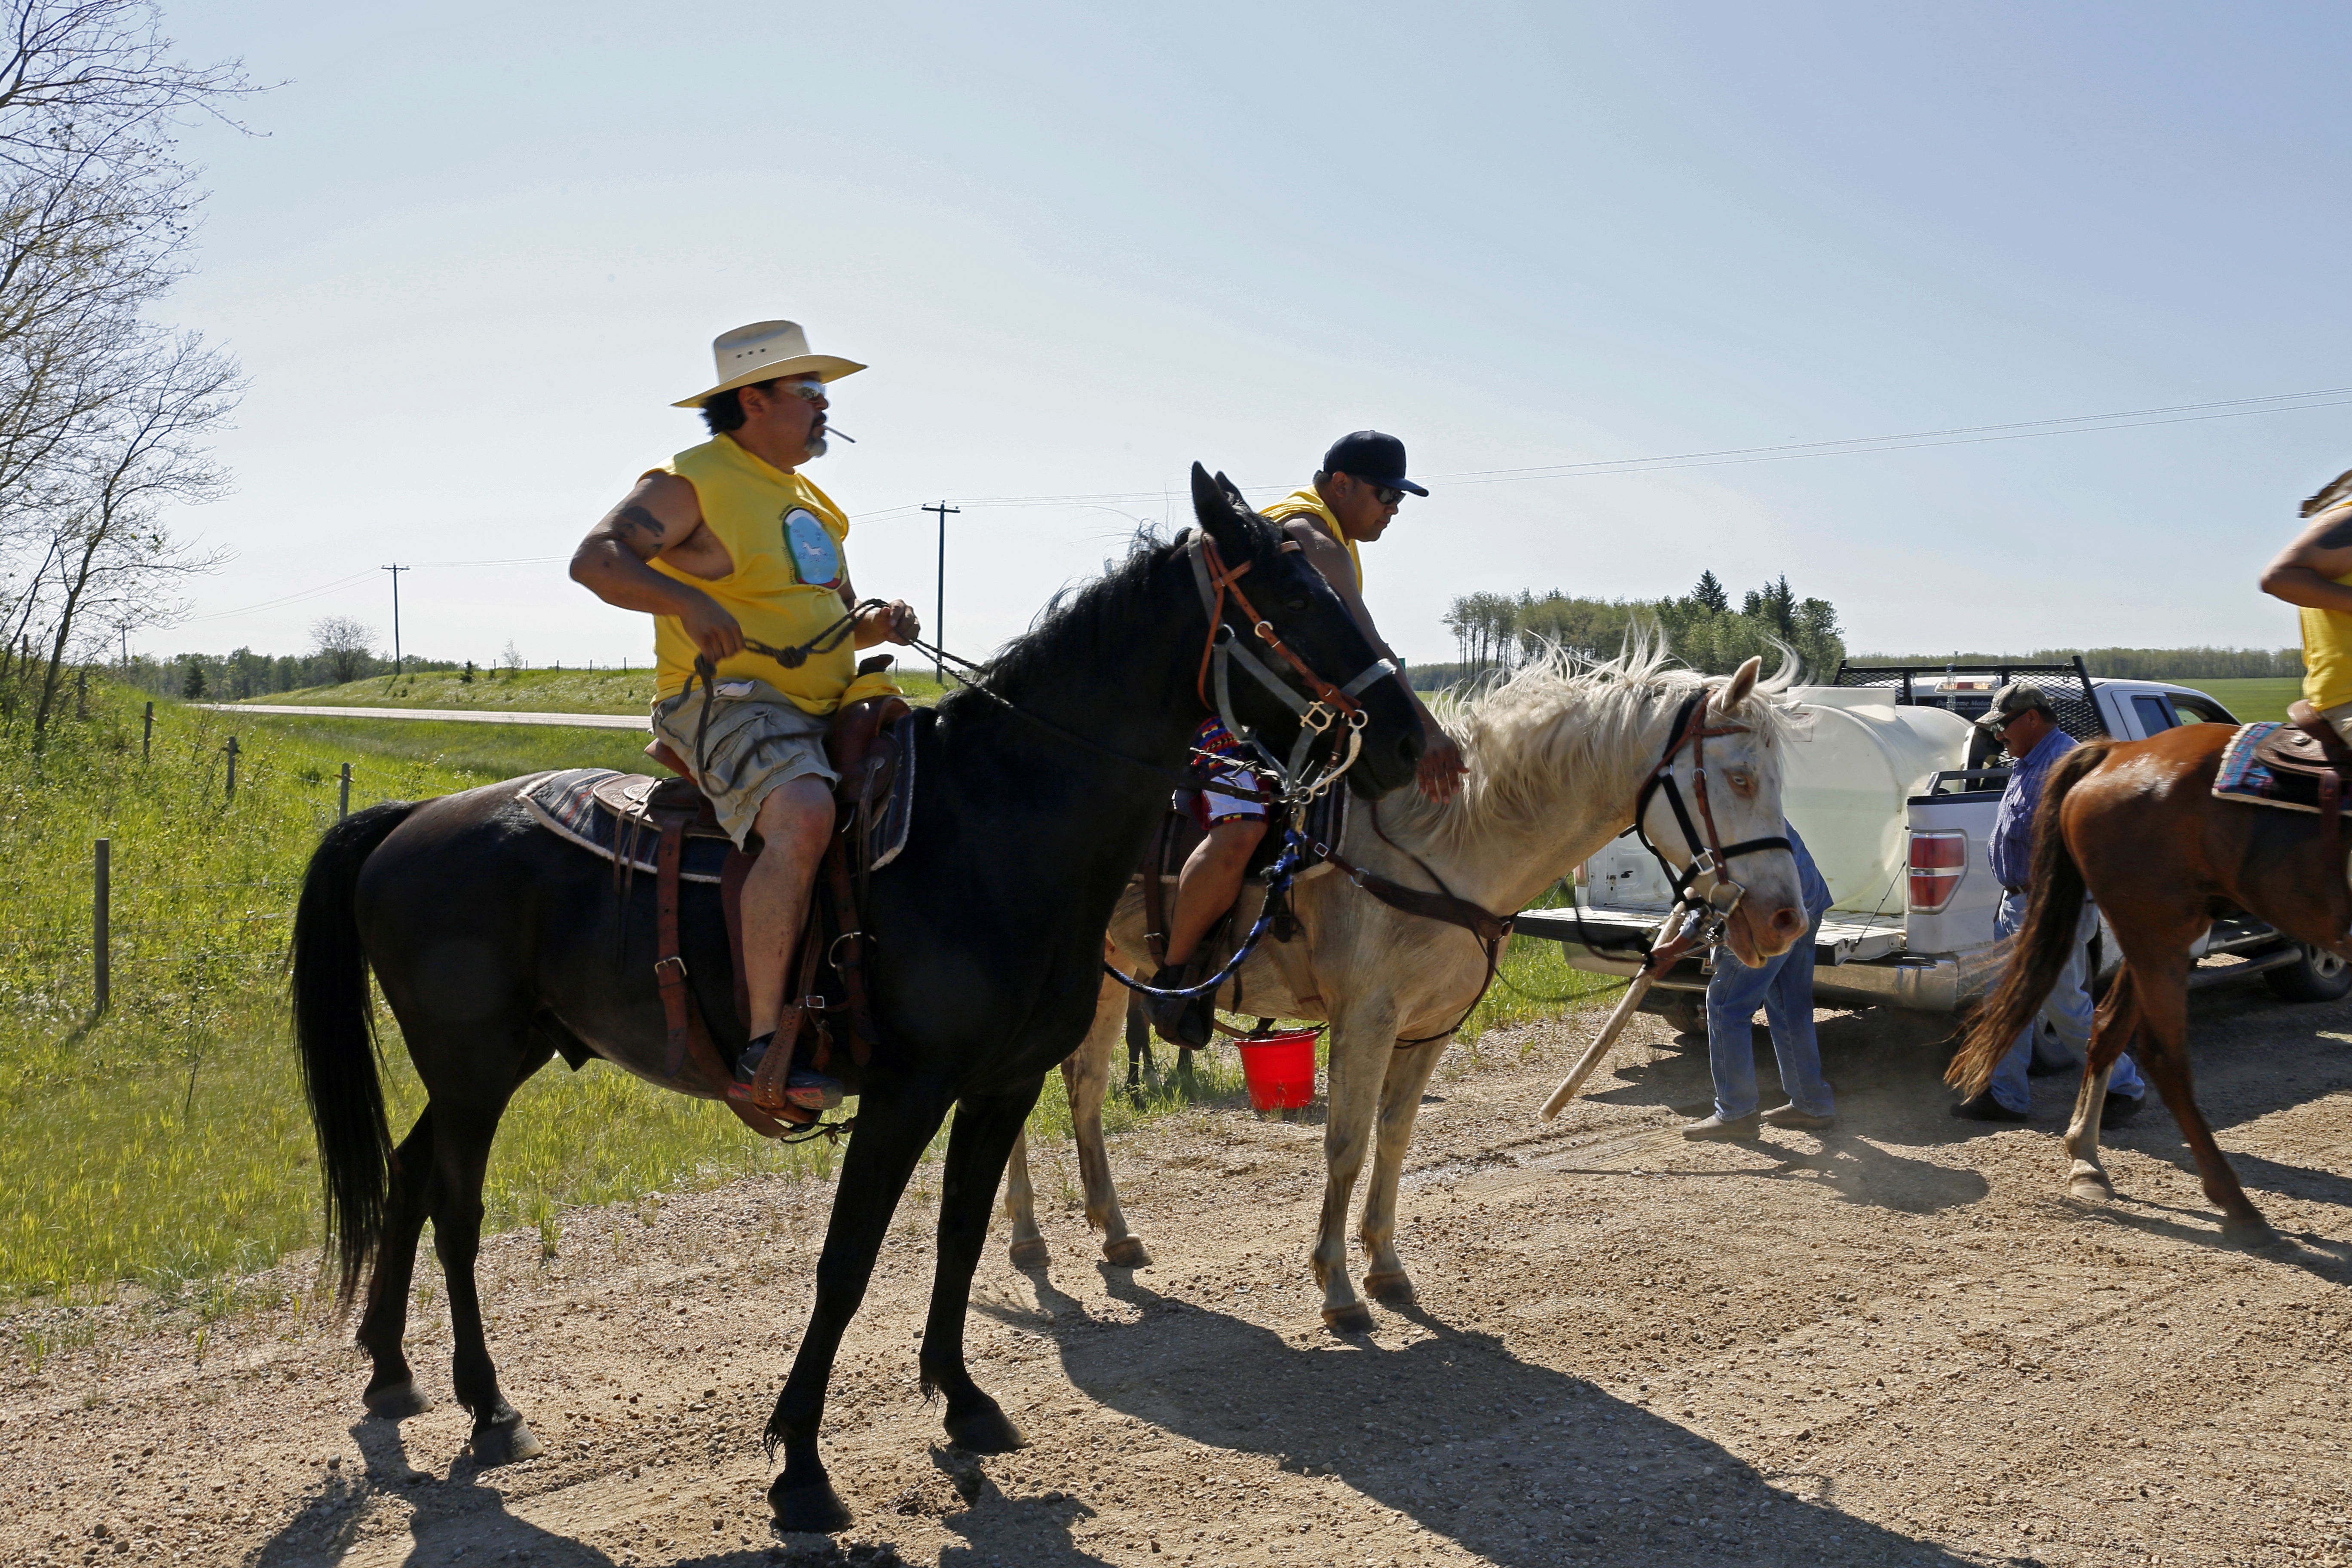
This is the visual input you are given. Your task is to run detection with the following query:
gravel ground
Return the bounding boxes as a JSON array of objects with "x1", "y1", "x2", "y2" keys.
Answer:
[{"x1": 6, "y1": 981, "x2": 2350, "y2": 1568}]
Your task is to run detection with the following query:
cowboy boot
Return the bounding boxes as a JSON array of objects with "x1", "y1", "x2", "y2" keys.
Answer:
[{"x1": 1142, "y1": 964, "x2": 1211, "y2": 1050}]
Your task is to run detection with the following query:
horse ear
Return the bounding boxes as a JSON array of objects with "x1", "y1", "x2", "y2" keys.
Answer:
[
  {"x1": 1720, "y1": 655, "x2": 1763, "y2": 710},
  {"x1": 1190, "y1": 462, "x2": 1256, "y2": 554}
]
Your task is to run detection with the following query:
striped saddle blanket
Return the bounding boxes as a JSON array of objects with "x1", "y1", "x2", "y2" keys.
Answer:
[{"x1": 2213, "y1": 721, "x2": 2350, "y2": 815}]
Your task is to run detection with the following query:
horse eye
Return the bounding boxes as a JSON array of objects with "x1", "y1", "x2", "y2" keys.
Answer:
[{"x1": 1284, "y1": 596, "x2": 1310, "y2": 613}]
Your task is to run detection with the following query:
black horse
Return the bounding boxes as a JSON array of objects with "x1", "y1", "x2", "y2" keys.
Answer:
[{"x1": 289, "y1": 466, "x2": 1423, "y2": 1531}]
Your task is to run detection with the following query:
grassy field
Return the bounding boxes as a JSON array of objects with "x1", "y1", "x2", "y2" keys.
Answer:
[
  {"x1": 242, "y1": 662, "x2": 949, "y2": 714},
  {"x1": 1, "y1": 680, "x2": 1601, "y2": 1303},
  {"x1": 2178, "y1": 675, "x2": 2298, "y2": 721}
]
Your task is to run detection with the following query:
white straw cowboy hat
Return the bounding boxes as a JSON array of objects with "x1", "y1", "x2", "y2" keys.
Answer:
[{"x1": 671, "y1": 320, "x2": 866, "y2": 408}]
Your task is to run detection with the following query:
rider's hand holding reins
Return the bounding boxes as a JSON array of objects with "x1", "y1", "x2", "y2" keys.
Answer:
[
  {"x1": 856, "y1": 599, "x2": 922, "y2": 648},
  {"x1": 682, "y1": 594, "x2": 746, "y2": 664},
  {"x1": 1416, "y1": 714, "x2": 1467, "y2": 803}
]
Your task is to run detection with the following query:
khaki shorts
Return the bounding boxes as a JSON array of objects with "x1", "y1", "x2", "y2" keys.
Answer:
[
  {"x1": 2323, "y1": 700, "x2": 2352, "y2": 750},
  {"x1": 650, "y1": 678, "x2": 838, "y2": 849}
]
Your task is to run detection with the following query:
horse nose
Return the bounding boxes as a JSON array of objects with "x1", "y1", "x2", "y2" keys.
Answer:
[
  {"x1": 1396, "y1": 730, "x2": 1423, "y2": 769},
  {"x1": 1766, "y1": 903, "x2": 1807, "y2": 945}
]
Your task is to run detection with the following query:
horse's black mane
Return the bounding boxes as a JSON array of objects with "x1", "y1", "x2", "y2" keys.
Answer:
[{"x1": 946, "y1": 530, "x2": 1187, "y2": 709}]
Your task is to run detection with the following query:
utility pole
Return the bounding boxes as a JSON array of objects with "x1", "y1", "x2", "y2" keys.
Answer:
[
  {"x1": 921, "y1": 502, "x2": 959, "y2": 684},
  {"x1": 382, "y1": 564, "x2": 410, "y2": 673}
]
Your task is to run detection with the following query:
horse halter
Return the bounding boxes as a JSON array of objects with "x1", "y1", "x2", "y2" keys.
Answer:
[
  {"x1": 1629, "y1": 687, "x2": 1792, "y2": 925},
  {"x1": 1185, "y1": 527, "x2": 1397, "y2": 805}
]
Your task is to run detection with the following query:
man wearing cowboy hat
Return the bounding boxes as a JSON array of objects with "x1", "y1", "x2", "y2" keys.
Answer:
[
  {"x1": 1142, "y1": 429, "x2": 1467, "y2": 1047},
  {"x1": 570, "y1": 320, "x2": 919, "y2": 1115}
]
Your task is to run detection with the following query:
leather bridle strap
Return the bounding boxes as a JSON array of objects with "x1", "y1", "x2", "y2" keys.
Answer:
[{"x1": 1629, "y1": 689, "x2": 1791, "y2": 915}]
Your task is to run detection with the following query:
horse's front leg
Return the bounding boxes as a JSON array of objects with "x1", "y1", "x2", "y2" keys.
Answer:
[
  {"x1": 920, "y1": 1081, "x2": 1045, "y2": 1453},
  {"x1": 769, "y1": 1080, "x2": 956, "y2": 1532},
  {"x1": 1314, "y1": 993, "x2": 1398, "y2": 1333},
  {"x1": 1069, "y1": 971, "x2": 1148, "y2": 1266},
  {"x1": 1358, "y1": 1035, "x2": 1447, "y2": 1307}
]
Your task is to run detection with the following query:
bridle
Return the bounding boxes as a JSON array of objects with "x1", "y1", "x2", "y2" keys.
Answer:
[
  {"x1": 1628, "y1": 687, "x2": 1791, "y2": 934},
  {"x1": 1186, "y1": 527, "x2": 1396, "y2": 805}
]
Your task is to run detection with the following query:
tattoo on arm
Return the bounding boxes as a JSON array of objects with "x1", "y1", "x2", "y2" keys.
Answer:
[
  {"x1": 2315, "y1": 515, "x2": 2352, "y2": 551},
  {"x1": 612, "y1": 505, "x2": 668, "y2": 547}
]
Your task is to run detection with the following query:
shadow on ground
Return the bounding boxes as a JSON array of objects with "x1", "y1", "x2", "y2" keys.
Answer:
[{"x1": 963, "y1": 1270, "x2": 1975, "y2": 1568}]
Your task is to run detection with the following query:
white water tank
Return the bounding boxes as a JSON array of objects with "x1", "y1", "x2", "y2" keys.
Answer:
[{"x1": 1781, "y1": 687, "x2": 1975, "y2": 916}]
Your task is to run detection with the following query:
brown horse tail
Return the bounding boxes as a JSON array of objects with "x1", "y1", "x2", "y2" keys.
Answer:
[
  {"x1": 291, "y1": 798, "x2": 420, "y2": 1308},
  {"x1": 1947, "y1": 741, "x2": 2112, "y2": 1097}
]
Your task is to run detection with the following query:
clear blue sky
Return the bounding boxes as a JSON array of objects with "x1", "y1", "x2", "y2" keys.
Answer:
[{"x1": 154, "y1": 0, "x2": 2352, "y2": 671}]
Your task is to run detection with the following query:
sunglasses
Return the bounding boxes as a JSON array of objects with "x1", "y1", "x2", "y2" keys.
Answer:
[
  {"x1": 770, "y1": 378, "x2": 827, "y2": 404},
  {"x1": 1369, "y1": 483, "x2": 1405, "y2": 507}
]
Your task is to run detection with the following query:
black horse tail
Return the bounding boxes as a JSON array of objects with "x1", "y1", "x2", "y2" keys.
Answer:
[
  {"x1": 1948, "y1": 741, "x2": 2110, "y2": 1097},
  {"x1": 292, "y1": 799, "x2": 420, "y2": 1306}
]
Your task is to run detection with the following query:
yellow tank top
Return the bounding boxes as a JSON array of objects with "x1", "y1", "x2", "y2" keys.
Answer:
[
  {"x1": 1264, "y1": 485, "x2": 1363, "y2": 591},
  {"x1": 2302, "y1": 576, "x2": 2352, "y2": 710},
  {"x1": 649, "y1": 436, "x2": 859, "y2": 713}
]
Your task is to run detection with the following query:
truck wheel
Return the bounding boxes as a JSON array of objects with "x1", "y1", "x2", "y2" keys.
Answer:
[
  {"x1": 1639, "y1": 990, "x2": 1705, "y2": 1040},
  {"x1": 2264, "y1": 944, "x2": 2352, "y2": 1003}
]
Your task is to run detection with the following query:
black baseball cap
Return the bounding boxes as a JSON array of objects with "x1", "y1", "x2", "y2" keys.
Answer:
[{"x1": 1320, "y1": 430, "x2": 1428, "y2": 496}]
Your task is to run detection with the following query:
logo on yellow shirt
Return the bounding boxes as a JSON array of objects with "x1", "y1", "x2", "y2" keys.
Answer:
[{"x1": 782, "y1": 506, "x2": 842, "y2": 588}]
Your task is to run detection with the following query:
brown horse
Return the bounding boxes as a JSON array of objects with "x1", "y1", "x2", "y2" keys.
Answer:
[{"x1": 1947, "y1": 722, "x2": 2349, "y2": 1237}]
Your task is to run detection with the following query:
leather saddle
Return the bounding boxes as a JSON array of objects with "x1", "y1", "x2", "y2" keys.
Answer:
[
  {"x1": 2245, "y1": 700, "x2": 2352, "y2": 811},
  {"x1": 617, "y1": 686, "x2": 913, "y2": 1136}
]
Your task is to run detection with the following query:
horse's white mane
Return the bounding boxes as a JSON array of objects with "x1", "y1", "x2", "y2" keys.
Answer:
[{"x1": 1381, "y1": 628, "x2": 1810, "y2": 856}]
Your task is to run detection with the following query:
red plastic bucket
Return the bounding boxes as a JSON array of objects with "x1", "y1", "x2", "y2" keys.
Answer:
[{"x1": 1235, "y1": 1029, "x2": 1319, "y2": 1112}]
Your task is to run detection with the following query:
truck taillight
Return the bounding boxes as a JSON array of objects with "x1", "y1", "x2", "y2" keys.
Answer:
[{"x1": 1908, "y1": 830, "x2": 1968, "y2": 913}]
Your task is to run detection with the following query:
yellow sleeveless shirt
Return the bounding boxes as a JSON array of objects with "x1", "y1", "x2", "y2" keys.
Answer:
[
  {"x1": 1264, "y1": 485, "x2": 1363, "y2": 591},
  {"x1": 2301, "y1": 573, "x2": 2352, "y2": 710},
  {"x1": 649, "y1": 436, "x2": 862, "y2": 714}
]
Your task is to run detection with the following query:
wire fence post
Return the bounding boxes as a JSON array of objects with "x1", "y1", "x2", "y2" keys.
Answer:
[
  {"x1": 339, "y1": 762, "x2": 352, "y2": 820},
  {"x1": 224, "y1": 735, "x2": 239, "y2": 801},
  {"x1": 142, "y1": 701, "x2": 153, "y2": 763},
  {"x1": 93, "y1": 838, "x2": 110, "y2": 1016}
]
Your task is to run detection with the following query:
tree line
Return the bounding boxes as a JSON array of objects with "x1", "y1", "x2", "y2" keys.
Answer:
[
  {"x1": 1848, "y1": 645, "x2": 2302, "y2": 680},
  {"x1": 1437, "y1": 570, "x2": 1847, "y2": 682}
]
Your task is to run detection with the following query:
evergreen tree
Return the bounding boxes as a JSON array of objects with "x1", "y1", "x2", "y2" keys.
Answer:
[
  {"x1": 1689, "y1": 570, "x2": 1729, "y2": 614},
  {"x1": 179, "y1": 659, "x2": 203, "y2": 699}
]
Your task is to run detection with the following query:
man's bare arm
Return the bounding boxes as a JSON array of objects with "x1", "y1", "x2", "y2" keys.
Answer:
[
  {"x1": 2260, "y1": 503, "x2": 2352, "y2": 613},
  {"x1": 569, "y1": 473, "x2": 745, "y2": 662}
]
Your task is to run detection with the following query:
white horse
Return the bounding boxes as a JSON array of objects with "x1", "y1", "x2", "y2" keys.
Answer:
[{"x1": 1004, "y1": 645, "x2": 1809, "y2": 1330}]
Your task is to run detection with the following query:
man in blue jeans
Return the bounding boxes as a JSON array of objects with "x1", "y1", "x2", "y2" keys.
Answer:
[
  {"x1": 1951, "y1": 682, "x2": 2147, "y2": 1123},
  {"x1": 1681, "y1": 823, "x2": 1838, "y2": 1140}
]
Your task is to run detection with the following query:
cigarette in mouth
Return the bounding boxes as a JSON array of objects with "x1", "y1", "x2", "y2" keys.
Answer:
[{"x1": 823, "y1": 427, "x2": 855, "y2": 443}]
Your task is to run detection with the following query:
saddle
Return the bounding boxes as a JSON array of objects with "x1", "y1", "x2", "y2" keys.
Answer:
[
  {"x1": 517, "y1": 688, "x2": 916, "y2": 1138},
  {"x1": 2214, "y1": 702, "x2": 2352, "y2": 883},
  {"x1": 1137, "y1": 784, "x2": 1348, "y2": 967},
  {"x1": 2214, "y1": 703, "x2": 2352, "y2": 815}
]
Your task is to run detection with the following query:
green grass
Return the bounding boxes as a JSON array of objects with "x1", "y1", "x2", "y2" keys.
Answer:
[
  {"x1": 2177, "y1": 676, "x2": 2299, "y2": 722},
  {"x1": 242, "y1": 662, "x2": 949, "y2": 714}
]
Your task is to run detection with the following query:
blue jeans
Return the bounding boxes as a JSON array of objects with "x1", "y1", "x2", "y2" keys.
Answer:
[
  {"x1": 1708, "y1": 923, "x2": 1836, "y2": 1121},
  {"x1": 1986, "y1": 891, "x2": 2144, "y2": 1114}
]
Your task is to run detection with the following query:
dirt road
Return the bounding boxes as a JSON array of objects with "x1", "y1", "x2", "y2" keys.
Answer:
[{"x1": 9, "y1": 985, "x2": 2351, "y2": 1568}]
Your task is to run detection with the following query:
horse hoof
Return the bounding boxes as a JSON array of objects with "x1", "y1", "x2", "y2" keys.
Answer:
[
  {"x1": 470, "y1": 1412, "x2": 544, "y2": 1466},
  {"x1": 362, "y1": 1380, "x2": 430, "y2": 1420},
  {"x1": 1102, "y1": 1236, "x2": 1151, "y2": 1268},
  {"x1": 1362, "y1": 1270, "x2": 1415, "y2": 1306},
  {"x1": 2222, "y1": 1213, "x2": 2279, "y2": 1246},
  {"x1": 2067, "y1": 1174, "x2": 2113, "y2": 1201},
  {"x1": 1008, "y1": 1237, "x2": 1050, "y2": 1269},
  {"x1": 769, "y1": 1474, "x2": 853, "y2": 1533},
  {"x1": 943, "y1": 1397, "x2": 1026, "y2": 1454},
  {"x1": 1321, "y1": 1303, "x2": 1375, "y2": 1335}
]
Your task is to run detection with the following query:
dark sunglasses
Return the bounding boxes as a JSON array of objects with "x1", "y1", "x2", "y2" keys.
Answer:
[{"x1": 1369, "y1": 483, "x2": 1405, "y2": 507}]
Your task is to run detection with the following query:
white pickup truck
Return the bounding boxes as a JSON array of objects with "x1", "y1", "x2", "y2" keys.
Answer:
[{"x1": 1517, "y1": 658, "x2": 2352, "y2": 1024}]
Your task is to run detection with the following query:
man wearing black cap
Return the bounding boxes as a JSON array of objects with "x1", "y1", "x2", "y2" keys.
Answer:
[{"x1": 1142, "y1": 430, "x2": 1465, "y2": 1046}]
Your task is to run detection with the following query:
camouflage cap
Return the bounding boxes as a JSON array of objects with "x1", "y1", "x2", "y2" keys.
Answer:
[{"x1": 1973, "y1": 681, "x2": 2057, "y2": 730}]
